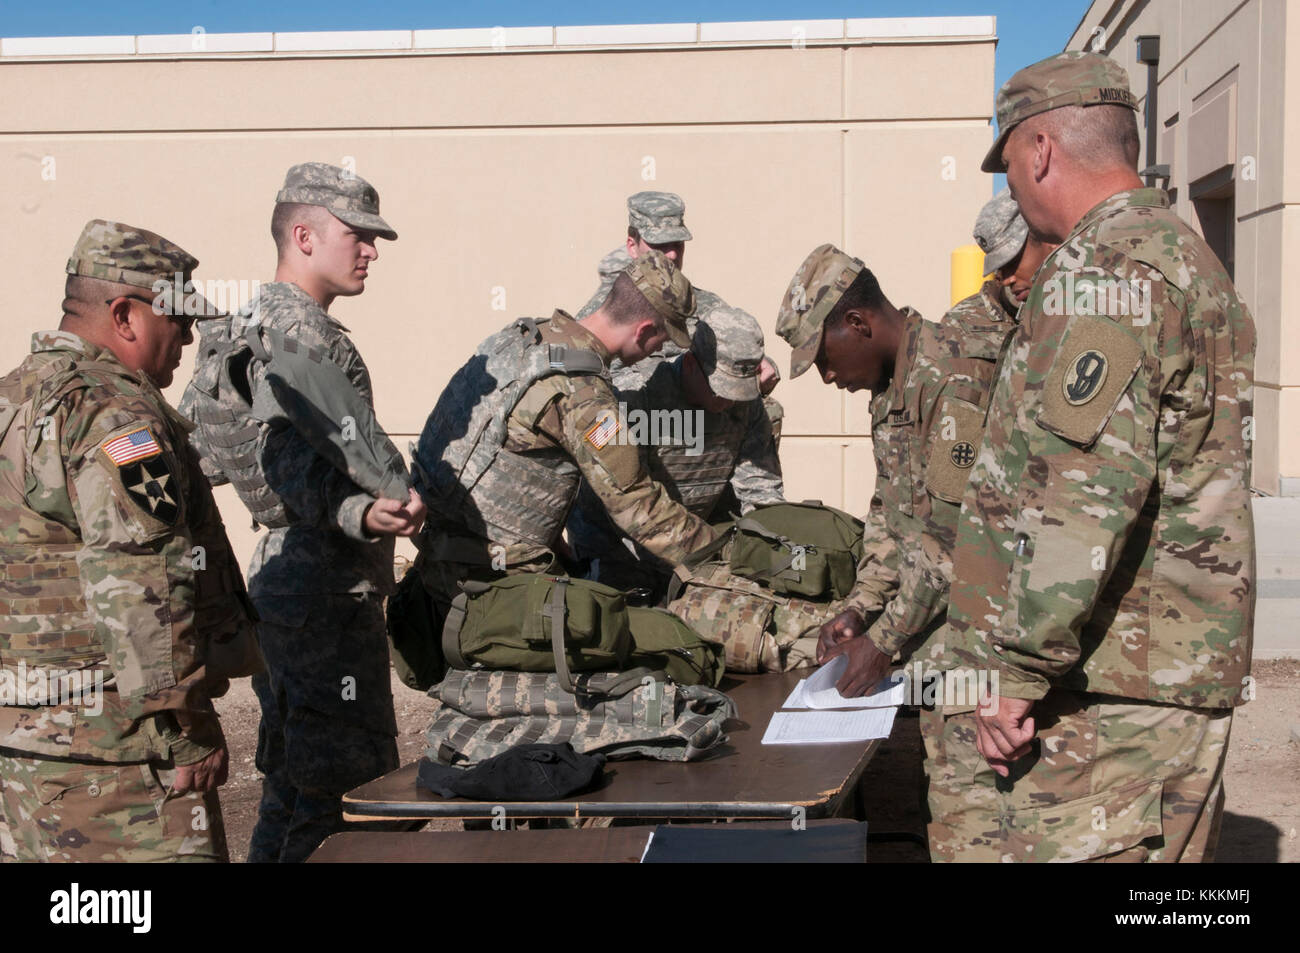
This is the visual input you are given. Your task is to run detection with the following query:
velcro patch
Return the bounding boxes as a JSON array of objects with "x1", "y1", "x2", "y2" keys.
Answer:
[
  {"x1": 120, "y1": 453, "x2": 180, "y2": 525},
  {"x1": 1036, "y1": 314, "x2": 1143, "y2": 446},
  {"x1": 584, "y1": 413, "x2": 619, "y2": 450},
  {"x1": 100, "y1": 426, "x2": 161, "y2": 465},
  {"x1": 925, "y1": 396, "x2": 985, "y2": 504}
]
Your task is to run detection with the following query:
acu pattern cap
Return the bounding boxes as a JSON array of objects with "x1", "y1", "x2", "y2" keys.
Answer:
[
  {"x1": 66, "y1": 218, "x2": 216, "y2": 317},
  {"x1": 276, "y1": 161, "x2": 397, "y2": 240},
  {"x1": 692, "y1": 306, "x2": 764, "y2": 403},
  {"x1": 628, "y1": 191, "x2": 692, "y2": 244},
  {"x1": 626, "y1": 248, "x2": 694, "y2": 348},
  {"x1": 974, "y1": 188, "x2": 1030, "y2": 274},
  {"x1": 776, "y1": 243, "x2": 865, "y2": 379},
  {"x1": 981, "y1": 50, "x2": 1139, "y2": 173}
]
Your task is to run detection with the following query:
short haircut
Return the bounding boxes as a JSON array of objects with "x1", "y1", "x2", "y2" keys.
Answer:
[
  {"x1": 602, "y1": 271, "x2": 666, "y2": 333},
  {"x1": 271, "y1": 202, "x2": 330, "y2": 259},
  {"x1": 627, "y1": 226, "x2": 641, "y2": 243},
  {"x1": 825, "y1": 268, "x2": 886, "y2": 330},
  {"x1": 1028, "y1": 104, "x2": 1141, "y2": 171}
]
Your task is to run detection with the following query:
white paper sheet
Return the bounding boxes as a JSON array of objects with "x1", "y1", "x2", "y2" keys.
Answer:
[
  {"x1": 780, "y1": 656, "x2": 908, "y2": 709},
  {"x1": 761, "y1": 707, "x2": 898, "y2": 744}
]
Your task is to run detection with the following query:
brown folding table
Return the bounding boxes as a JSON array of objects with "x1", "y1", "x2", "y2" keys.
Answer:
[
  {"x1": 309, "y1": 819, "x2": 867, "y2": 863},
  {"x1": 342, "y1": 669, "x2": 882, "y2": 823}
]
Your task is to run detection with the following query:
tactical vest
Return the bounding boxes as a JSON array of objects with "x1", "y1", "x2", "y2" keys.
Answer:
[
  {"x1": 414, "y1": 317, "x2": 606, "y2": 548},
  {"x1": 182, "y1": 308, "x2": 290, "y2": 528},
  {"x1": 644, "y1": 407, "x2": 748, "y2": 517}
]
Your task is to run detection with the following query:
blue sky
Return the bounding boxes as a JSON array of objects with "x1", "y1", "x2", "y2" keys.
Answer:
[{"x1": 2, "y1": 1, "x2": 1092, "y2": 92}]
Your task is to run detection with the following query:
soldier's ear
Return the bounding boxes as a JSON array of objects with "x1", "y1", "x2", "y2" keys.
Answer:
[
  {"x1": 843, "y1": 309, "x2": 872, "y2": 338},
  {"x1": 107, "y1": 297, "x2": 139, "y2": 342}
]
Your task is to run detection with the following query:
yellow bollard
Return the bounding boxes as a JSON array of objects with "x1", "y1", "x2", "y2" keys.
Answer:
[{"x1": 950, "y1": 244, "x2": 987, "y2": 306}]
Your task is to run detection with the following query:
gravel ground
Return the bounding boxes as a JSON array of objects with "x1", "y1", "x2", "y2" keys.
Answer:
[{"x1": 212, "y1": 658, "x2": 1300, "y2": 863}]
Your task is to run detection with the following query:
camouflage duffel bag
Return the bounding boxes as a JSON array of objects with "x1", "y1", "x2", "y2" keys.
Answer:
[
  {"x1": 726, "y1": 501, "x2": 864, "y2": 601},
  {"x1": 666, "y1": 562, "x2": 837, "y2": 673},
  {"x1": 426, "y1": 668, "x2": 737, "y2": 765}
]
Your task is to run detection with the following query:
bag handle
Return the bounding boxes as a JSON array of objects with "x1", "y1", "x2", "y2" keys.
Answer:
[
  {"x1": 441, "y1": 589, "x2": 471, "y2": 672},
  {"x1": 547, "y1": 577, "x2": 578, "y2": 695}
]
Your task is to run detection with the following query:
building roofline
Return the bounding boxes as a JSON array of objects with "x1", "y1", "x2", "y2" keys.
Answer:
[{"x1": 0, "y1": 16, "x2": 996, "y2": 60}]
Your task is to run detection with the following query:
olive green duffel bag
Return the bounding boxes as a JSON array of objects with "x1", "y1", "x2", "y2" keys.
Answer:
[{"x1": 726, "y1": 501, "x2": 864, "y2": 601}]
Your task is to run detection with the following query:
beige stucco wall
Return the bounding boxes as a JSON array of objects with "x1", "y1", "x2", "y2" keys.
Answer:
[
  {"x1": 0, "y1": 20, "x2": 995, "y2": 566},
  {"x1": 1069, "y1": 0, "x2": 1294, "y2": 495}
]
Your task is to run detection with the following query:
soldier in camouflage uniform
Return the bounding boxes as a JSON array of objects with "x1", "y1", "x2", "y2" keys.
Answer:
[
  {"x1": 566, "y1": 306, "x2": 784, "y2": 597},
  {"x1": 222, "y1": 163, "x2": 426, "y2": 863},
  {"x1": 937, "y1": 52, "x2": 1256, "y2": 862},
  {"x1": 575, "y1": 191, "x2": 784, "y2": 488},
  {"x1": 776, "y1": 242, "x2": 1015, "y2": 706},
  {"x1": 942, "y1": 187, "x2": 1055, "y2": 336},
  {"x1": 0, "y1": 220, "x2": 259, "y2": 861},
  {"x1": 413, "y1": 251, "x2": 718, "y2": 631}
]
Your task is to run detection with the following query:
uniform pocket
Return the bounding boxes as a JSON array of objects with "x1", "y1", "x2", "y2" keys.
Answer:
[{"x1": 1002, "y1": 776, "x2": 1164, "y2": 862}]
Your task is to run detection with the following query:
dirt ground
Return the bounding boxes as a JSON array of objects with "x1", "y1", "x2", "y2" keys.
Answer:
[{"x1": 213, "y1": 658, "x2": 1300, "y2": 863}]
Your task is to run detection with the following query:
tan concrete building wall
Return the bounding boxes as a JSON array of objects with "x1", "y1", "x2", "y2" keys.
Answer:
[
  {"x1": 1068, "y1": 0, "x2": 1294, "y2": 495},
  {"x1": 0, "y1": 18, "x2": 995, "y2": 566}
]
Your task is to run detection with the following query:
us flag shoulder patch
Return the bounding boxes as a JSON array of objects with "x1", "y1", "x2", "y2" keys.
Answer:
[
  {"x1": 584, "y1": 414, "x2": 619, "y2": 450},
  {"x1": 100, "y1": 427, "x2": 162, "y2": 466}
]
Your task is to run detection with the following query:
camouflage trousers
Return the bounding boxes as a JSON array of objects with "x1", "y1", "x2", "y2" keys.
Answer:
[
  {"x1": 0, "y1": 748, "x2": 227, "y2": 862},
  {"x1": 248, "y1": 592, "x2": 399, "y2": 863},
  {"x1": 921, "y1": 690, "x2": 1232, "y2": 862}
]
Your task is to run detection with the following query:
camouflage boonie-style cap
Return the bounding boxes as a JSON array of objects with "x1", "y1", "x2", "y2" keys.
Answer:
[
  {"x1": 974, "y1": 188, "x2": 1029, "y2": 273},
  {"x1": 981, "y1": 51, "x2": 1138, "y2": 173},
  {"x1": 626, "y1": 249, "x2": 693, "y2": 348},
  {"x1": 66, "y1": 218, "x2": 217, "y2": 317},
  {"x1": 628, "y1": 191, "x2": 693, "y2": 244},
  {"x1": 776, "y1": 243, "x2": 865, "y2": 379},
  {"x1": 692, "y1": 306, "x2": 764, "y2": 403},
  {"x1": 275, "y1": 161, "x2": 397, "y2": 240}
]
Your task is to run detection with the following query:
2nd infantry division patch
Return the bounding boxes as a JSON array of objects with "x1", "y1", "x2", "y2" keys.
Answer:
[
  {"x1": 1037, "y1": 314, "x2": 1143, "y2": 446},
  {"x1": 100, "y1": 427, "x2": 180, "y2": 524}
]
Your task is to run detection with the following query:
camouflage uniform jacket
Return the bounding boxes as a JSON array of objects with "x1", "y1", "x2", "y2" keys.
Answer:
[
  {"x1": 422, "y1": 311, "x2": 717, "y2": 571},
  {"x1": 567, "y1": 356, "x2": 783, "y2": 565},
  {"x1": 238, "y1": 282, "x2": 395, "y2": 599},
  {"x1": 941, "y1": 277, "x2": 1018, "y2": 336},
  {"x1": 0, "y1": 331, "x2": 253, "y2": 763},
  {"x1": 945, "y1": 189, "x2": 1256, "y2": 708},
  {"x1": 842, "y1": 306, "x2": 1016, "y2": 660}
]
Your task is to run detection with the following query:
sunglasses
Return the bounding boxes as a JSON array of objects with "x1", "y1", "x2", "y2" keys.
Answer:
[{"x1": 106, "y1": 294, "x2": 195, "y2": 333}]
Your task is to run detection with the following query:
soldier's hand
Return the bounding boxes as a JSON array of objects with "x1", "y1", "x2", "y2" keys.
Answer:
[
  {"x1": 364, "y1": 489, "x2": 426, "y2": 538},
  {"x1": 974, "y1": 696, "x2": 1036, "y2": 777},
  {"x1": 817, "y1": 609, "x2": 866, "y2": 662},
  {"x1": 758, "y1": 357, "x2": 779, "y2": 396},
  {"x1": 820, "y1": 636, "x2": 891, "y2": 698},
  {"x1": 173, "y1": 743, "x2": 229, "y2": 794}
]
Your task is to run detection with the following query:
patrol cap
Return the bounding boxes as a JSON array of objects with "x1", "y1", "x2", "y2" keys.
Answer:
[
  {"x1": 275, "y1": 161, "x2": 397, "y2": 241},
  {"x1": 626, "y1": 249, "x2": 694, "y2": 348},
  {"x1": 66, "y1": 218, "x2": 217, "y2": 318},
  {"x1": 692, "y1": 306, "x2": 764, "y2": 403},
  {"x1": 628, "y1": 191, "x2": 693, "y2": 244},
  {"x1": 981, "y1": 51, "x2": 1138, "y2": 173},
  {"x1": 776, "y1": 243, "x2": 864, "y2": 379},
  {"x1": 974, "y1": 188, "x2": 1029, "y2": 274}
]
